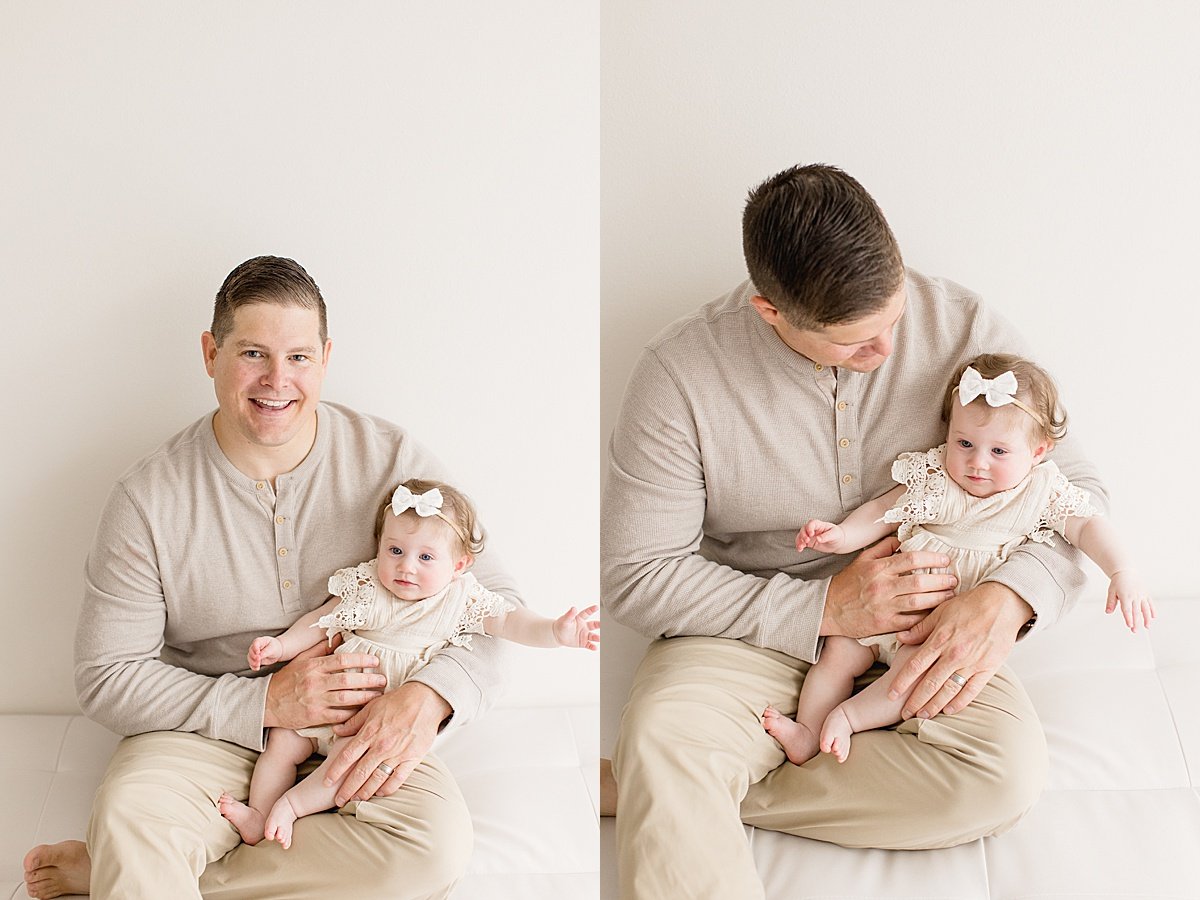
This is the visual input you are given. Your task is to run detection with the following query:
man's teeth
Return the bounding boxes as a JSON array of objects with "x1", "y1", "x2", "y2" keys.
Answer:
[{"x1": 255, "y1": 399, "x2": 291, "y2": 408}]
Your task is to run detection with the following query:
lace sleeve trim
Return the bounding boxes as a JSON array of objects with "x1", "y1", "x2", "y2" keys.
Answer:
[
  {"x1": 313, "y1": 562, "x2": 378, "y2": 642},
  {"x1": 880, "y1": 447, "x2": 948, "y2": 541},
  {"x1": 1029, "y1": 473, "x2": 1100, "y2": 546},
  {"x1": 448, "y1": 578, "x2": 517, "y2": 650}
]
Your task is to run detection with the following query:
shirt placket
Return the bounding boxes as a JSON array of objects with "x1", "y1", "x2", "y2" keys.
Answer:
[
  {"x1": 256, "y1": 477, "x2": 303, "y2": 615},
  {"x1": 829, "y1": 366, "x2": 863, "y2": 510}
]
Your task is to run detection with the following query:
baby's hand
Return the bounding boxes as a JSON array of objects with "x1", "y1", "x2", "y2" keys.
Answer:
[
  {"x1": 795, "y1": 520, "x2": 845, "y2": 554},
  {"x1": 553, "y1": 605, "x2": 600, "y2": 651},
  {"x1": 248, "y1": 635, "x2": 284, "y2": 670},
  {"x1": 1106, "y1": 570, "x2": 1156, "y2": 633}
]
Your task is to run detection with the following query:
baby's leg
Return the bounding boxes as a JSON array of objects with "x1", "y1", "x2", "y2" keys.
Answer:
[
  {"x1": 264, "y1": 737, "x2": 352, "y2": 850},
  {"x1": 219, "y1": 729, "x2": 316, "y2": 845},
  {"x1": 821, "y1": 642, "x2": 922, "y2": 763},
  {"x1": 763, "y1": 636, "x2": 877, "y2": 766}
]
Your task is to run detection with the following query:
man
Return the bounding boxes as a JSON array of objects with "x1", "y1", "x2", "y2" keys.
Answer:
[
  {"x1": 601, "y1": 165, "x2": 1104, "y2": 898},
  {"x1": 24, "y1": 256, "x2": 517, "y2": 899}
]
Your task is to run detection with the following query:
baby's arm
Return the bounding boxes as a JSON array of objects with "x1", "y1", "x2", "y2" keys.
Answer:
[
  {"x1": 248, "y1": 596, "x2": 343, "y2": 670},
  {"x1": 484, "y1": 604, "x2": 600, "y2": 651},
  {"x1": 796, "y1": 485, "x2": 905, "y2": 554},
  {"x1": 1063, "y1": 515, "x2": 1155, "y2": 632}
]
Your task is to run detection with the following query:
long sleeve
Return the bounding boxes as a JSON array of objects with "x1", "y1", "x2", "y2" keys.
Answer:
[
  {"x1": 74, "y1": 483, "x2": 272, "y2": 751},
  {"x1": 601, "y1": 349, "x2": 828, "y2": 663}
]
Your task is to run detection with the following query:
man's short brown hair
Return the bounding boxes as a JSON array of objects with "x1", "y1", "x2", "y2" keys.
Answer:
[
  {"x1": 210, "y1": 255, "x2": 328, "y2": 346},
  {"x1": 742, "y1": 164, "x2": 904, "y2": 330}
]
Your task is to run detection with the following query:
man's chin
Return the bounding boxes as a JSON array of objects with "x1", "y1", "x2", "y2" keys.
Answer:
[{"x1": 840, "y1": 356, "x2": 887, "y2": 374}]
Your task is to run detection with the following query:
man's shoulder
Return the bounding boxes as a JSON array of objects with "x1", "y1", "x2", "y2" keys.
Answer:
[
  {"x1": 320, "y1": 401, "x2": 410, "y2": 445},
  {"x1": 115, "y1": 413, "x2": 214, "y2": 493},
  {"x1": 905, "y1": 268, "x2": 987, "y2": 315},
  {"x1": 644, "y1": 279, "x2": 758, "y2": 358}
]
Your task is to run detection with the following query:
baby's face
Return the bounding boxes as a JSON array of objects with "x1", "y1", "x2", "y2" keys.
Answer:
[
  {"x1": 944, "y1": 402, "x2": 1049, "y2": 498},
  {"x1": 376, "y1": 513, "x2": 468, "y2": 601}
]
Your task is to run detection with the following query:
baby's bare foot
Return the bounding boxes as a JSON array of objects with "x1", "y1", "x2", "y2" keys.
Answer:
[
  {"x1": 264, "y1": 795, "x2": 300, "y2": 850},
  {"x1": 23, "y1": 840, "x2": 90, "y2": 899},
  {"x1": 762, "y1": 706, "x2": 820, "y2": 766},
  {"x1": 218, "y1": 791, "x2": 266, "y2": 846},
  {"x1": 820, "y1": 706, "x2": 855, "y2": 763}
]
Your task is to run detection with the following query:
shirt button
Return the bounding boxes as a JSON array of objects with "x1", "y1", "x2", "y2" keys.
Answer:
[
  {"x1": 839, "y1": 438, "x2": 850, "y2": 448},
  {"x1": 814, "y1": 363, "x2": 824, "y2": 372},
  {"x1": 255, "y1": 481, "x2": 266, "y2": 490},
  {"x1": 842, "y1": 474, "x2": 853, "y2": 484},
  {"x1": 278, "y1": 548, "x2": 288, "y2": 557},
  {"x1": 837, "y1": 401, "x2": 848, "y2": 411},
  {"x1": 275, "y1": 515, "x2": 285, "y2": 524},
  {"x1": 282, "y1": 580, "x2": 292, "y2": 590}
]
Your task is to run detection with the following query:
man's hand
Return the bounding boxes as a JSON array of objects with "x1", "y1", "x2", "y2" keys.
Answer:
[
  {"x1": 264, "y1": 646, "x2": 387, "y2": 730},
  {"x1": 324, "y1": 681, "x2": 452, "y2": 806},
  {"x1": 889, "y1": 581, "x2": 1032, "y2": 719},
  {"x1": 821, "y1": 537, "x2": 957, "y2": 638}
]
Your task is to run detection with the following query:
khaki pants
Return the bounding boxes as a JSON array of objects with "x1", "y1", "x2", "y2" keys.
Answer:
[
  {"x1": 87, "y1": 731, "x2": 472, "y2": 899},
  {"x1": 612, "y1": 636, "x2": 1047, "y2": 900}
]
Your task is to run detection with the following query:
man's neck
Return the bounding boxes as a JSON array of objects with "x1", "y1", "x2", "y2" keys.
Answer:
[{"x1": 212, "y1": 413, "x2": 317, "y2": 486}]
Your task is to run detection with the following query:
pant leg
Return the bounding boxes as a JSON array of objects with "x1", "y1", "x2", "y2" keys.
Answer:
[
  {"x1": 740, "y1": 665, "x2": 1048, "y2": 849},
  {"x1": 88, "y1": 731, "x2": 252, "y2": 899},
  {"x1": 612, "y1": 636, "x2": 804, "y2": 900},
  {"x1": 89, "y1": 731, "x2": 472, "y2": 900}
]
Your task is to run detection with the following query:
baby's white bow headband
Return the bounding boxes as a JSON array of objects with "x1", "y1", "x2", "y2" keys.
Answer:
[
  {"x1": 391, "y1": 484, "x2": 444, "y2": 518},
  {"x1": 388, "y1": 484, "x2": 471, "y2": 546},
  {"x1": 955, "y1": 367, "x2": 1044, "y2": 425}
]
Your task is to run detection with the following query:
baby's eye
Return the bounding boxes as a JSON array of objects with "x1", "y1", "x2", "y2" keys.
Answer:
[
  {"x1": 957, "y1": 439, "x2": 972, "y2": 449},
  {"x1": 419, "y1": 553, "x2": 434, "y2": 562},
  {"x1": 389, "y1": 547, "x2": 402, "y2": 556},
  {"x1": 991, "y1": 447, "x2": 1008, "y2": 456}
]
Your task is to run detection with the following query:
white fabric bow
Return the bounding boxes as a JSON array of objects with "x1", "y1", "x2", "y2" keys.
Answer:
[
  {"x1": 390, "y1": 485, "x2": 445, "y2": 518},
  {"x1": 957, "y1": 367, "x2": 1020, "y2": 408}
]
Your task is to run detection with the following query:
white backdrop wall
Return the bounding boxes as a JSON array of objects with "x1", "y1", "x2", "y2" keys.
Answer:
[
  {"x1": 1, "y1": 2, "x2": 599, "y2": 713},
  {"x1": 601, "y1": 2, "x2": 1199, "y2": 753}
]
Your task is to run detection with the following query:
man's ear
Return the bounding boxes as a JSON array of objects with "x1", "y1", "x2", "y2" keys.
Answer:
[
  {"x1": 201, "y1": 332, "x2": 218, "y2": 377},
  {"x1": 749, "y1": 294, "x2": 782, "y2": 326}
]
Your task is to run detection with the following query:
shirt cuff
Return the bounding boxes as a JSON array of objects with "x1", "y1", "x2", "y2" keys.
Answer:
[
  {"x1": 220, "y1": 673, "x2": 272, "y2": 751},
  {"x1": 760, "y1": 572, "x2": 827, "y2": 663}
]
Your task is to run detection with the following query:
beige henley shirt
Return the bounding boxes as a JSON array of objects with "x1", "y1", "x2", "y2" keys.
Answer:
[
  {"x1": 601, "y1": 270, "x2": 1105, "y2": 663},
  {"x1": 75, "y1": 401, "x2": 521, "y2": 751}
]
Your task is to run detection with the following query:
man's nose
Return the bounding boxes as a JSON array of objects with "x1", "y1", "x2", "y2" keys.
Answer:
[{"x1": 261, "y1": 358, "x2": 288, "y2": 386}]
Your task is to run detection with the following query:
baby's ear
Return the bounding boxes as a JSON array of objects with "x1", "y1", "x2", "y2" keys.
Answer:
[
  {"x1": 454, "y1": 554, "x2": 474, "y2": 575},
  {"x1": 1032, "y1": 438, "x2": 1053, "y2": 462}
]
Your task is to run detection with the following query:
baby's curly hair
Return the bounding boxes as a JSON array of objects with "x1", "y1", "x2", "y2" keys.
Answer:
[
  {"x1": 941, "y1": 352, "x2": 1068, "y2": 443},
  {"x1": 373, "y1": 477, "x2": 487, "y2": 558}
]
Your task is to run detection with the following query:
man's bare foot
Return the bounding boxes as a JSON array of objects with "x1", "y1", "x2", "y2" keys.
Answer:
[
  {"x1": 819, "y1": 705, "x2": 855, "y2": 763},
  {"x1": 218, "y1": 791, "x2": 265, "y2": 846},
  {"x1": 23, "y1": 840, "x2": 90, "y2": 899},
  {"x1": 599, "y1": 758, "x2": 617, "y2": 817},
  {"x1": 762, "y1": 706, "x2": 820, "y2": 766}
]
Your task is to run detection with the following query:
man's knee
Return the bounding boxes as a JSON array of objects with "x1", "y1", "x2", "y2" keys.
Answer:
[{"x1": 353, "y1": 766, "x2": 474, "y2": 895}]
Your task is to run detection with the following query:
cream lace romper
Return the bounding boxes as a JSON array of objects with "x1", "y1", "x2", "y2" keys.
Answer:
[
  {"x1": 297, "y1": 560, "x2": 514, "y2": 754},
  {"x1": 859, "y1": 444, "x2": 1099, "y2": 663}
]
